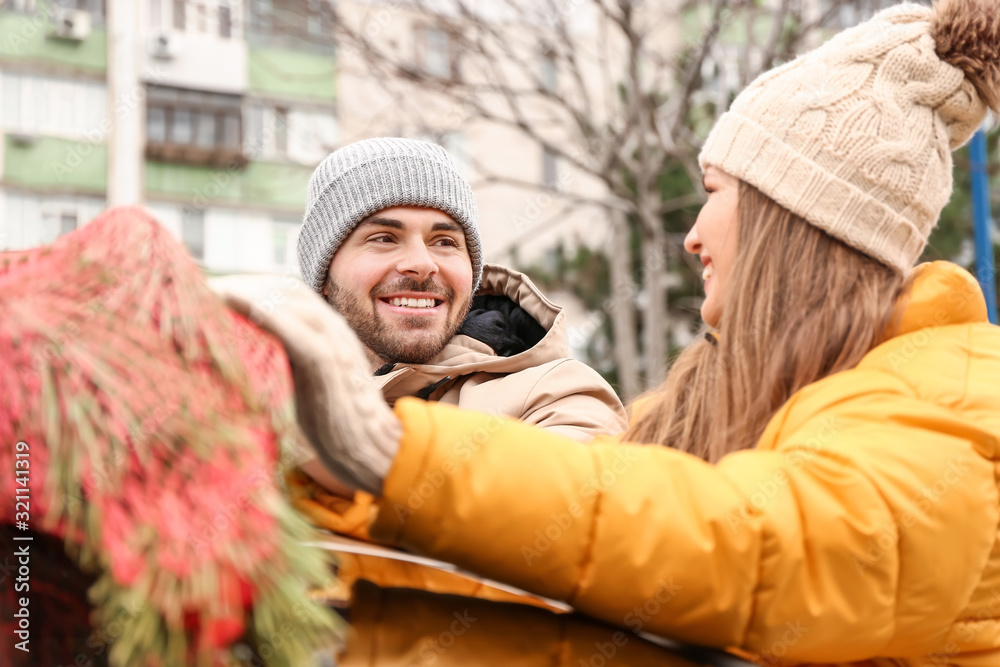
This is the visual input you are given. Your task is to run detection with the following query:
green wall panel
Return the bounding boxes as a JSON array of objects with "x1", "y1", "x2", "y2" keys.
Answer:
[
  {"x1": 145, "y1": 160, "x2": 312, "y2": 211},
  {"x1": 4, "y1": 134, "x2": 107, "y2": 192},
  {"x1": 0, "y1": 11, "x2": 107, "y2": 72},
  {"x1": 242, "y1": 161, "x2": 312, "y2": 209},
  {"x1": 145, "y1": 161, "x2": 244, "y2": 206},
  {"x1": 247, "y1": 46, "x2": 335, "y2": 103}
]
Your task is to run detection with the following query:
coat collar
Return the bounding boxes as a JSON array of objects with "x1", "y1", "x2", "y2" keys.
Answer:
[
  {"x1": 890, "y1": 261, "x2": 988, "y2": 338},
  {"x1": 375, "y1": 263, "x2": 572, "y2": 402}
]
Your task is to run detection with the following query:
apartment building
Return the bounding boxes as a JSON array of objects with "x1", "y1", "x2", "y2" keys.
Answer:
[{"x1": 0, "y1": 0, "x2": 337, "y2": 274}]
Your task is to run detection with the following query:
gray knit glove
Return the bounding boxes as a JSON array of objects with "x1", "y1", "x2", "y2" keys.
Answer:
[{"x1": 209, "y1": 274, "x2": 401, "y2": 495}]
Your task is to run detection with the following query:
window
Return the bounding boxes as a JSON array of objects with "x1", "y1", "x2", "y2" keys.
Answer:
[
  {"x1": 181, "y1": 208, "x2": 205, "y2": 260},
  {"x1": 272, "y1": 218, "x2": 300, "y2": 267},
  {"x1": 196, "y1": 1, "x2": 208, "y2": 32},
  {"x1": 6, "y1": 0, "x2": 107, "y2": 18},
  {"x1": 4, "y1": 0, "x2": 38, "y2": 11},
  {"x1": 542, "y1": 147, "x2": 558, "y2": 189},
  {"x1": 306, "y1": 0, "x2": 330, "y2": 37},
  {"x1": 146, "y1": 86, "x2": 246, "y2": 167},
  {"x1": 249, "y1": 0, "x2": 274, "y2": 34},
  {"x1": 172, "y1": 109, "x2": 193, "y2": 143},
  {"x1": 2, "y1": 193, "x2": 104, "y2": 250},
  {"x1": 417, "y1": 26, "x2": 458, "y2": 79},
  {"x1": 60, "y1": 0, "x2": 105, "y2": 14},
  {"x1": 2, "y1": 73, "x2": 20, "y2": 128},
  {"x1": 244, "y1": 103, "x2": 265, "y2": 154},
  {"x1": 172, "y1": 0, "x2": 185, "y2": 30},
  {"x1": 1, "y1": 72, "x2": 107, "y2": 139},
  {"x1": 540, "y1": 50, "x2": 557, "y2": 92},
  {"x1": 220, "y1": 114, "x2": 240, "y2": 148},
  {"x1": 243, "y1": 102, "x2": 335, "y2": 164},
  {"x1": 285, "y1": 108, "x2": 337, "y2": 164},
  {"x1": 219, "y1": 4, "x2": 232, "y2": 38},
  {"x1": 274, "y1": 107, "x2": 288, "y2": 154},
  {"x1": 247, "y1": 0, "x2": 333, "y2": 46},
  {"x1": 151, "y1": 0, "x2": 162, "y2": 28},
  {"x1": 161, "y1": 0, "x2": 239, "y2": 36},
  {"x1": 414, "y1": 131, "x2": 467, "y2": 178},
  {"x1": 244, "y1": 102, "x2": 292, "y2": 160},
  {"x1": 59, "y1": 212, "x2": 77, "y2": 236},
  {"x1": 194, "y1": 111, "x2": 216, "y2": 148},
  {"x1": 41, "y1": 206, "x2": 77, "y2": 240},
  {"x1": 147, "y1": 107, "x2": 167, "y2": 142}
]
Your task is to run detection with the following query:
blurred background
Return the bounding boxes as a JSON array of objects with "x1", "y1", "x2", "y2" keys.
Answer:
[{"x1": 0, "y1": 0, "x2": 995, "y2": 400}]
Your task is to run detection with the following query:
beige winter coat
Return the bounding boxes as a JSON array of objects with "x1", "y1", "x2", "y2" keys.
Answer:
[{"x1": 373, "y1": 264, "x2": 627, "y2": 440}]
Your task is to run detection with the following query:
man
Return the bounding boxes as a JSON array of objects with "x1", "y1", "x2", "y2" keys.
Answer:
[
  {"x1": 277, "y1": 136, "x2": 626, "y2": 548},
  {"x1": 212, "y1": 137, "x2": 626, "y2": 600},
  {"x1": 295, "y1": 137, "x2": 626, "y2": 442}
]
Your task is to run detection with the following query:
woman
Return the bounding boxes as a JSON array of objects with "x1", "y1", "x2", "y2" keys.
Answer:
[{"x1": 218, "y1": 0, "x2": 1000, "y2": 663}]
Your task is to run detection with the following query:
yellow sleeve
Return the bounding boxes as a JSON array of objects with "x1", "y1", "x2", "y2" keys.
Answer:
[
  {"x1": 287, "y1": 470, "x2": 376, "y2": 540},
  {"x1": 370, "y1": 396, "x2": 997, "y2": 661}
]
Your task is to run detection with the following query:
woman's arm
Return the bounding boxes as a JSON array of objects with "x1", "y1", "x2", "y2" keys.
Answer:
[{"x1": 370, "y1": 395, "x2": 997, "y2": 661}]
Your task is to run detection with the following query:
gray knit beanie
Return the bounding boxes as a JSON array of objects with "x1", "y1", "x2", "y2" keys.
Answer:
[{"x1": 297, "y1": 137, "x2": 482, "y2": 294}]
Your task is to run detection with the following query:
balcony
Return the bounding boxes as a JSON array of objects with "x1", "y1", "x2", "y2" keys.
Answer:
[{"x1": 145, "y1": 85, "x2": 248, "y2": 169}]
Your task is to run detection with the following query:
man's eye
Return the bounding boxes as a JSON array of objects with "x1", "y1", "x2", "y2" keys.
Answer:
[
  {"x1": 435, "y1": 238, "x2": 460, "y2": 247},
  {"x1": 370, "y1": 235, "x2": 395, "y2": 243}
]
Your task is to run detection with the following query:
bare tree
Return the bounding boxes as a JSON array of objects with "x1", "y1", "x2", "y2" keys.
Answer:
[{"x1": 332, "y1": 0, "x2": 867, "y2": 400}]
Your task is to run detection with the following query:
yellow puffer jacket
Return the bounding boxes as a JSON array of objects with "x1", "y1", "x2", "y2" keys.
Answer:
[
  {"x1": 339, "y1": 580, "x2": 712, "y2": 667},
  {"x1": 369, "y1": 262, "x2": 1000, "y2": 666}
]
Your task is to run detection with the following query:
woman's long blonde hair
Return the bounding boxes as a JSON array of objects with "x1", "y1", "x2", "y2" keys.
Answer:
[{"x1": 625, "y1": 181, "x2": 910, "y2": 462}]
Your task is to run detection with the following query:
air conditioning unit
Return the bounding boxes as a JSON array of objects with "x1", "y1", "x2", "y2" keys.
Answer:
[
  {"x1": 8, "y1": 132, "x2": 37, "y2": 147},
  {"x1": 52, "y1": 9, "x2": 92, "y2": 42},
  {"x1": 151, "y1": 31, "x2": 182, "y2": 61}
]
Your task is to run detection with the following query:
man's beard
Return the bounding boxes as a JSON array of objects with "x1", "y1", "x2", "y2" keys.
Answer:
[{"x1": 325, "y1": 276, "x2": 472, "y2": 365}]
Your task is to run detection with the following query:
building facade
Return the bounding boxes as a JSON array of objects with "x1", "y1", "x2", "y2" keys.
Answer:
[{"x1": 0, "y1": 0, "x2": 337, "y2": 274}]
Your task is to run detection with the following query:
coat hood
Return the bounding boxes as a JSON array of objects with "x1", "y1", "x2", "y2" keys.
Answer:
[{"x1": 376, "y1": 264, "x2": 573, "y2": 402}]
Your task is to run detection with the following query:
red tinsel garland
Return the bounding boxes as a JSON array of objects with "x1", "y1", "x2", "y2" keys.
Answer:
[{"x1": 0, "y1": 207, "x2": 338, "y2": 666}]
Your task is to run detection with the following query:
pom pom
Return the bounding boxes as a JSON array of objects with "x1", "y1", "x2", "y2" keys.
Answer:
[{"x1": 932, "y1": 0, "x2": 1000, "y2": 111}]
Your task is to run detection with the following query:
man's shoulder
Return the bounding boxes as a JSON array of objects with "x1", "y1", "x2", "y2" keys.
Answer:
[{"x1": 447, "y1": 358, "x2": 625, "y2": 430}]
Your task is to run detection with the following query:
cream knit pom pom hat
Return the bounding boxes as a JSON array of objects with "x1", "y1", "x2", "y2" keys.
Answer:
[{"x1": 699, "y1": 0, "x2": 1000, "y2": 272}]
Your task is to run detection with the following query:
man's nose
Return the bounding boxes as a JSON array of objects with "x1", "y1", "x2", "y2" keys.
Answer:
[{"x1": 396, "y1": 242, "x2": 438, "y2": 281}]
